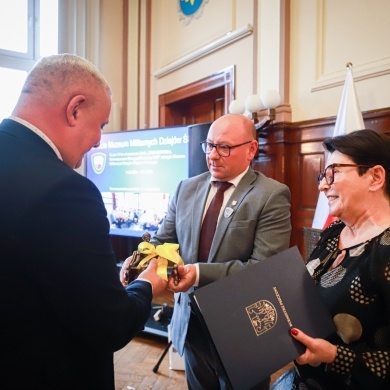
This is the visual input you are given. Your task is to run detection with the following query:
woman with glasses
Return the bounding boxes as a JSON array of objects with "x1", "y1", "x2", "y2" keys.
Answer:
[{"x1": 272, "y1": 129, "x2": 390, "y2": 389}]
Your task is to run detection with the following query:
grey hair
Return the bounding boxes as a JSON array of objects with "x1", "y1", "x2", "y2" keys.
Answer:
[{"x1": 22, "y1": 53, "x2": 111, "y2": 101}]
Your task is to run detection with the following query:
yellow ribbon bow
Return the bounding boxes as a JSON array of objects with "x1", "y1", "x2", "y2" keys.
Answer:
[{"x1": 136, "y1": 241, "x2": 183, "y2": 281}]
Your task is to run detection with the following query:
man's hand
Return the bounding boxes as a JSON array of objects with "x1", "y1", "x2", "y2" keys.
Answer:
[
  {"x1": 168, "y1": 264, "x2": 197, "y2": 292},
  {"x1": 138, "y1": 258, "x2": 168, "y2": 298},
  {"x1": 119, "y1": 255, "x2": 134, "y2": 287},
  {"x1": 290, "y1": 328, "x2": 337, "y2": 365}
]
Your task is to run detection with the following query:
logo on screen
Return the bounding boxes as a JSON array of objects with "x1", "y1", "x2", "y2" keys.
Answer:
[
  {"x1": 91, "y1": 153, "x2": 106, "y2": 174},
  {"x1": 246, "y1": 300, "x2": 277, "y2": 336}
]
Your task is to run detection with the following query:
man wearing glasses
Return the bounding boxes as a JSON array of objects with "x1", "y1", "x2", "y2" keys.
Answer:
[{"x1": 150, "y1": 113, "x2": 291, "y2": 389}]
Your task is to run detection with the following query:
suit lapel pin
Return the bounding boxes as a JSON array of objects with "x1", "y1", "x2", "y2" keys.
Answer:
[
  {"x1": 232, "y1": 200, "x2": 237, "y2": 206},
  {"x1": 224, "y1": 207, "x2": 234, "y2": 218}
]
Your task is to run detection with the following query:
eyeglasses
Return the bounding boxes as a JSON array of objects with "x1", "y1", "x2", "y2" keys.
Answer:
[
  {"x1": 200, "y1": 140, "x2": 252, "y2": 157},
  {"x1": 318, "y1": 163, "x2": 372, "y2": 185}
]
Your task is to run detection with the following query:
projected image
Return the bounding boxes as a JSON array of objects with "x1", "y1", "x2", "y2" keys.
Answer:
[
  {"x1": 86, "y1": 124, "x2": 210, "y2": 237},
  {"x1": 86, "y1": 125, "x2": 193, "y2": 237},
  {"x1": 103, "y1": 191, "x2": 169, "y2": 233}
]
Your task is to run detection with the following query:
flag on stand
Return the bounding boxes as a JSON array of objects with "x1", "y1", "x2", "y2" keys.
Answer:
[{"x1": 312, "y1": 64, "x2": 364, "y2": 229}]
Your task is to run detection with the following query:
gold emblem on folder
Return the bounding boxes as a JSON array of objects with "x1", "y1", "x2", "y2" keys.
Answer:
[{"x1": 246, "y1": 300, "x2": 277, "y2": 336}]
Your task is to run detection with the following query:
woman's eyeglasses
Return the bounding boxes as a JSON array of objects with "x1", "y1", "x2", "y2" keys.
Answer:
[{"x1": 318, "y1": 163, "x2": 372, "y2": 185}]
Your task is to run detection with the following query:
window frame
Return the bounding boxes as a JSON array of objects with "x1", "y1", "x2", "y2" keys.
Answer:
[{"x1": 0, "y1": 0, "x2": 52, "y2": 73}]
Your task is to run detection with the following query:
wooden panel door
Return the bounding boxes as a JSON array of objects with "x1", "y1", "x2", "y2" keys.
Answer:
[{"x1": 159, "y1": 66, "x2": 234, "y2": 126}]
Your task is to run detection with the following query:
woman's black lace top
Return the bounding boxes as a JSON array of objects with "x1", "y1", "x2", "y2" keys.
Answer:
[{"x1": 293, "y1": 220, "x2": 390, "y2": 389}]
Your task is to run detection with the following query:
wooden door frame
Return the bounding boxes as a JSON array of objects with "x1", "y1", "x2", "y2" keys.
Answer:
[{"x1": 158, "y1": 65, "x2": 235, "y2": 126}]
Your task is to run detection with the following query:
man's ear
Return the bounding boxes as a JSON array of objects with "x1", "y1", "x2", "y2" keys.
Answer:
[
  {"x1": 248, "y1": 139, "x2": 258, "y2": 159},
  {"x1": 66, "y1": 95, "x2": 86, "y2": 126}
]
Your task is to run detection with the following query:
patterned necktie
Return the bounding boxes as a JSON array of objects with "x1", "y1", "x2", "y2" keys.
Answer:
[{"x1": 198, "y1": 181, "x2": 233, "y2": 262}]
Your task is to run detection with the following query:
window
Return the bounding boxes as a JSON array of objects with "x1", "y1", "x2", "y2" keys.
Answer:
[{"x1": 0, "y1": 0, "x2": 58, "y2": 120}]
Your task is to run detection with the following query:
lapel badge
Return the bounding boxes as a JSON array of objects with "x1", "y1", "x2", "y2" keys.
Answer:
[{"x1": 224, "y1": 207, "x2": 234, "y2": 218}]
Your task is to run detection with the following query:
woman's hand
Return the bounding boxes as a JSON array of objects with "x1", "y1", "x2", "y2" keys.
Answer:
[{"x1": 290, "y1": 328, "x2": 337, "y2": 365}]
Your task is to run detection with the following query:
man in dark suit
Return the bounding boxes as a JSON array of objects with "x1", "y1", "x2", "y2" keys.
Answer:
[
  {"x1": 149, "y1": 113, "x2": 291, "y2": 389},
  {"x1": 0, "y1": 54, "x2": 167, "y2": 390}
]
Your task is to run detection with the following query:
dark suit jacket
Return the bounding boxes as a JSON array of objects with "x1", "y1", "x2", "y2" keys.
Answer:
[
  {"x1": 152, "y1": 168, "x2": 292, "y2": 355},
  {"x1": 0, "y1": 119, "x2": 152, "y2": 390}
]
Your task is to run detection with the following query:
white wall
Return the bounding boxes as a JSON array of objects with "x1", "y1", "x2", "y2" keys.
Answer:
[
  {"x1": 290, "y1": 0, "x2": 390, "y2": 121},
  {"x1": 99, "y1": 0, "x2": 123, "y2": 132},
  {"x1": 149, "y1": 0, "x2": 258, "y2": 127}
]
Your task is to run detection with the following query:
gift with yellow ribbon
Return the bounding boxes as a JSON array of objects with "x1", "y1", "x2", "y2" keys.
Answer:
[{"x1": 123, "y1": 235, "x2": 183, "y2": 284}]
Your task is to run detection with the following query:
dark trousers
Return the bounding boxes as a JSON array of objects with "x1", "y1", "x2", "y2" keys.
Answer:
[{"x1": 184, "y1": 311, "x2": 270, "y2": 390}]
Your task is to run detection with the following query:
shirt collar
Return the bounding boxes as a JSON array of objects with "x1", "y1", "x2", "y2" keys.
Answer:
[
  {"x1": 9, "y1": 116, "x2": 63, "y2": 161},
  {"x1": 210, "y1": 166, "x2": 249, "y2": 188}
]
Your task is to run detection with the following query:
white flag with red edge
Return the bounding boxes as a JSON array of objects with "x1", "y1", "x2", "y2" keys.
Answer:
[{"x1": 312, "y1": 65, "x2": 364, "y2": 229}]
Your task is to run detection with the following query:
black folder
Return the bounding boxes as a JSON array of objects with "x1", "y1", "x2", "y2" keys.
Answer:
[{"x1": 190, "y1": 246, "x2": 335, "y2": 390}]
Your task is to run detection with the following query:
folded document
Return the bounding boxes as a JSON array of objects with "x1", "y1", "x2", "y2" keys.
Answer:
[{"x1": 190, "y1": 246, "x2": 335, "y2": 390}]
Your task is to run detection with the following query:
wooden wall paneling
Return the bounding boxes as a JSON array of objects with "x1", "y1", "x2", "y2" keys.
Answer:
[
  {"x1": 363, "y1": 108, "x2": 390, "y2": 136},
  {"x1": 255, "y1": 125, "x2": 288, "y2": 183},
  {"x1": 290, "y1": 141, "x2": 326, "y2": 254},
  {"x1": 251, "y1": 152, "x2": 277, "y2": 179},
  {"x1": 289, "y1": 120, "x2": 335, "y2": 254},
  {"x1": 252, "y1": 128, "x2": 281, "y2": 180}
]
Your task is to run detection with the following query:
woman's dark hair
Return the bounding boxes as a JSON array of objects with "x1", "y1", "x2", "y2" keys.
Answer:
[{"x1": 323, "y1": 129, "x2": 390, "y2": 197}]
